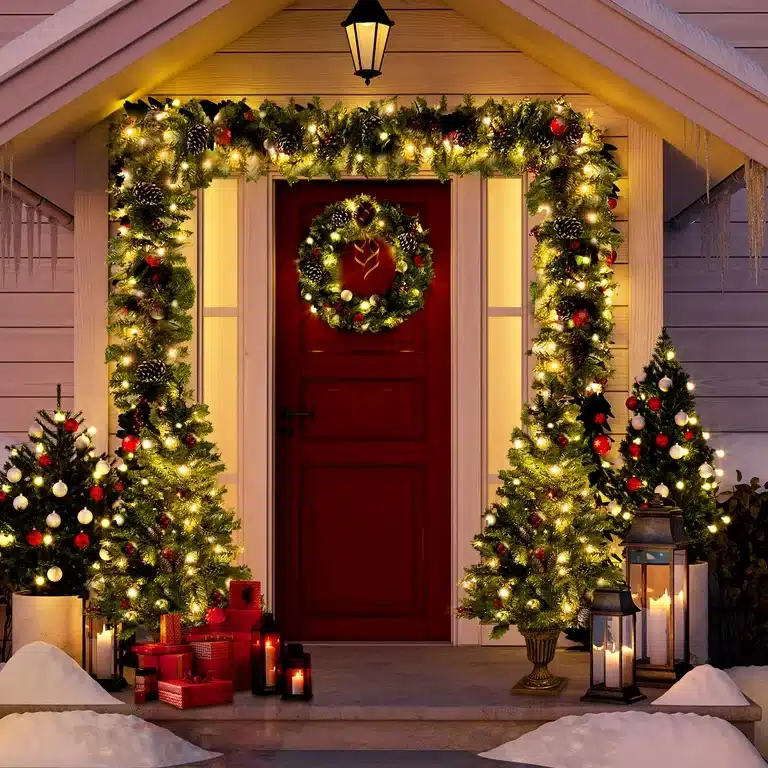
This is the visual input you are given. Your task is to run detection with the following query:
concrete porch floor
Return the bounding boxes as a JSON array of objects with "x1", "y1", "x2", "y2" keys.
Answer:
[{"x1": 115, "y1": 646, "x2": 761, "y2": 753}]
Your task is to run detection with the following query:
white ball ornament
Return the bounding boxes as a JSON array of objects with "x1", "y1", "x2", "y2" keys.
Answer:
[
  {"x1": 52, "y1": 481, "x2": 68, "y2": 498},
  {"x1": 699, "y1": 463, "x2": 714, "y2": 479},
  {"x1": 607, "y1": 500, "x2": 622, "y2": 517},
  {"x1": 7, "y1": 467, "x2": 21, "y2": 484},
  {"x1": 654, "y1": 483, "x2": 670, "y2": 498},
  {"x1": 669, "y1": 443, "x2": 685, "y2": 460},
  {"x1": 45, "y1": 512, "x2": 61, "y2": 529},
  {"x1": 77, "y1": 508, "x2": 93, "y2": 525},
  {"x1": 95, "y1": 460, "x2": 110, "y2": 477},
  {"x1": 13, "y1": 494, "x2": 28, "y2": 511},
  {"x1": 28, "y1": 424, "x2": 43, "y2": 439},
  {"x1": 75, "y1": 435, "x2": 90, "y2": 451},
  {"x1": 99, "y1": 548, "x2": 111, "y2": 562},
  {"x1": 46, "y1": 566, "x2": 63, "y2": 583},
  {"x1": 658, "y1": 376, "x2": 673, "y2": 392},
  {"x1": 631, "y1": 415, "x2": 646, "y2": 430},
  {"x1": 674, "y1": 411, "x2": 689, "y2": 427},
  {"x1": 340, "y1": 290, "x2": 353, "y2": 302}
]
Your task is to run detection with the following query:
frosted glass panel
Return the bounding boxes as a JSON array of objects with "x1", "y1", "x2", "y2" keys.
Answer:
[
  {"x1": 488, "y1": 316, "x2": 522, "y2": 472},
  {"x1": 487, "y1": 178, "x2": 523, "y2": 308},
  {"x1": 203, "y1": 316, "x2": 238, "y2": 471},
  {"x1": 203, "y1": 178, "x2": 239, "y2": 308}
]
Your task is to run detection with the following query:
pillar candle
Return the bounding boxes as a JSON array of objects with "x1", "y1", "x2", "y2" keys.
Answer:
[
  {"x1": 265, "y1": 640, "x2": 277, "y2": 687},
  {"x1": 291, "y1": 669, "x2": 305, "y2": 696},
  {"x1": 605, "y1": 645, "x2": 621, "y2": 688},
  {"x1": 95, "y1": 628, "x2": 114, "y2": 679},
  {"x1": 648, "y1": 589, "x2": 671, "y2": 666}
]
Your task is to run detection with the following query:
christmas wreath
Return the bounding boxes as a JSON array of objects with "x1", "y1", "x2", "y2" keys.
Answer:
[{"x1": 297, "y1": 195, "x2": 434, "y2": 332}]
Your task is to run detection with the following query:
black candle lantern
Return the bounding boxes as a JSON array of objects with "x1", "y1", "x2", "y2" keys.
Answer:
[
  {"x1": 582, "y1": 587, "x2": 645, "y2": 704},
  {"x1": 281, "y1": 643, "x2": 313, "y2": 702},
  {"x1": 341, "y1": 0, "x2": 395, "y2": 85},
  {"x1": 624, "y1": 495, "x2": 692, "y2": 686},
  {"x1": 251, "y1": 612, "x2": 282, "y2": 696},
  {"x1": 84, "y1": 610, "x2": 127, "y2": 692}
]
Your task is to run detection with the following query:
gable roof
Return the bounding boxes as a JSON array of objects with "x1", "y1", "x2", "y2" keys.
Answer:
[{"x1": 0, "y1": 0, "x2": 765, "y2": 190}]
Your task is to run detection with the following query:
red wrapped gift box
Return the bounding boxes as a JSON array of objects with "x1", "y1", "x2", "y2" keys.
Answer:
[
  {"x1": 184, "y1": 626, "x2": 253, "y2": 689},
  {"x1": 158, "y1": 678, "x2": 233, "y2": 709},
  {"x1": 133, "y1": 643, "x2": 189, "y2": 655},
  {"x1": 228, "y1": 580, "x2": 261, "y2": 610},
  {"x1": 195, "y1": 657, "x2": 234, "y2": 681},
  {"x1": 157, "y1": 652, "x2": 194, "y2": 681},
  {"x1": 225, "y1": 608, "x2": 262, "y2": 630},
  {"x1": 189, "y1": 640, "x2": 233, "y2": 660},
  {"x1": 160, "y1": 613, "x2": 183, "y2": 645}
]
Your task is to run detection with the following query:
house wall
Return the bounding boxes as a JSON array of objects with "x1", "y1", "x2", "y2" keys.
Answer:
[{"x1": 0, "y1": 0, "x2": 71, "y2": 46}]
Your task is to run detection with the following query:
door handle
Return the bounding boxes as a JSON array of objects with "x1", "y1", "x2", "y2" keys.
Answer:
[{"x1": 281, "y1": 410, "x2": 314, "y2": 419}]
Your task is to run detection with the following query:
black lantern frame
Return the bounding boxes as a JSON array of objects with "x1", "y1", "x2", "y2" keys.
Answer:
[
  {"x1": 341, "y1": 0, "x2": 395, "y2": 85},
  {"x1": 582, "y1": 587, "x2": 645, "y2": 704},
  {"x1": 281, "y1": 643, "x2": 313, "y2": 702},
  {"x1": 251, "y1": 612, "x2": 282, "y2": 696},
  {"x1": 623, "y1": 496, "x2": 692, "y2": 687},
  {"x1": 82, "y1": 600, "x2": 127, "y2": 692}
]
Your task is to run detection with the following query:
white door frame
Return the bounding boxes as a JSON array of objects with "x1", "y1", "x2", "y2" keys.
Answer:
[{"x1": 239, "y1": 172, "x2": 487, "y2": 645}]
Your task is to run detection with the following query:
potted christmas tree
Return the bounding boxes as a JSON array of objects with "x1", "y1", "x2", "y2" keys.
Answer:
[{"x1": 0, "y1": 386, "x2": 122, "y2": 661}]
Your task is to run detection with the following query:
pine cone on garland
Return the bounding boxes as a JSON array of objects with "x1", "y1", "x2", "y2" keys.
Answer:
[
  {"x1": 185, "y1": 123, "x2": 210, "y2": 155},
  {"x1": 136, "y1": 359, "x2": 169, "y2": 384},
  {"x1": 275, "y1": 124, "x2": 304, "y2": 156},
  {"x1": 133, "y1": 182, "x2": 163, "y2": 207},
  {"x1": 397, "y1": 231, "x2": 419, "y2": 254},
  {"x1": 330, "y1": 209, "x2": 351, "y2": 229},
  {"x1": 301, "y1": 260, "x2": 327, "y2": 285},
  {"x1": 150, "y1": 219, "x2": 167, "y2": 233},
  {"x1": 552, "y1": 216, "x2": 584, "y2": 240},
  {"x1": 564, "y1": 124, "x2": 584, "y2": 148},
  {"x1": 529, "y1": 126, "x2": 553, "y2": 151}
]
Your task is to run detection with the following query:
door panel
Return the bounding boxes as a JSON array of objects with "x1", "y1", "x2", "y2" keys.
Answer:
[{"x1": 275, "y1": 180, "x2": 451, "y2": 641}]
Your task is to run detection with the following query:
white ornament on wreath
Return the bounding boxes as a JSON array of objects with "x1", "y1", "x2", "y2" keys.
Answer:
[
  {"x1": 607, "y1": 500, "x2": 622, "y2": 516},
  {"x1": 340, "y1": 290, "x2": 353, "y2": 302},
  {"x1": 77, "y1": 508, "x2": 93, "y2": 525},
  {"x1": 654, "y1": 483, "x2": 670, "y2": 498},
  {"x1": 699, "y1": 463, "x2": 714, "y2": 479},
  {"x1": 13, "y1": 494, "x2": 28, "y2": 511},
  {"x1": 7, "y1": 467, "x2": 22, "y2": 483},
  {"x1": 674, "y1": 411, "x2": 689, "y2": 427},
  {"x1": 658, "y1": 376, "x2": 673, "y2": 392},
  {"x1": 631, "y1": 415, "x2": 646, "y2": 430},
  {"x1": 52, "y1": 481, "x2": 68, "y2": 498},
  {"x1": 45, "y1": 512, "x2": 62, "y2": 529},
  {"x1": 669, "y1": 444, "x2": 685, "y2": 460},
  {"x1": 28, "y1": 424, "x2": 44, "y2": 439}
]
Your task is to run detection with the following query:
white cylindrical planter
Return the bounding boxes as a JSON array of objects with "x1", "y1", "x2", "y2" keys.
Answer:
[
  {"x1": 688, "y1": 561, "x2": 709, "y2": 665},
  {"x1": 12, "y1": 594, "x2": 83, "y2": 663}
]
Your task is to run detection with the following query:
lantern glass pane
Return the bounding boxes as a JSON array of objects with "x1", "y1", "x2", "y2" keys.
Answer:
[
  {"x1": 622, "y1": 614, "x2": 635, "y2": 684},
  {"x1": 592, "y1": 614, "x2": 606, "y2": 686},
  {"x1": 373, "y1": 23, "x2": 391, "y2": 70},
  {"x1": 628, "y1": 560, "x2": 645, "y2": 660},
  {"x1": 346, "y1": 26, "x2": 362, "y2": 71},
  {"x1": 605, "y1": 616, "x2": 621, "y2": 689},
  {"x1": 673, "y1": 549, "x2": 687, "y2": 662},
  {"x1": 354, "y1": 21, "x2": 377, "y2": 70}
]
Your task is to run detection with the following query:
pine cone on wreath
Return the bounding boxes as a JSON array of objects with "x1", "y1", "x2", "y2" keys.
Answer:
[
  {"x1": 275, "y1": 124, "x2": 304, "y2": 156},
  {"x1": 564, "y1": 124, "x2": 584, "y2": 148},
  {"x1": 529, "y1": 126, "x2": 554, "y2": 151},
  {"x1": 330, "y1": 209, "x2": 351, "y2": 229},
  {"x1": 185, "y1": 123, "x2": 210, "y2": 155},
  {"x1": 150, "y1": 218, "x2": 167, "y2": 233},
  {"x1": 133, "y1": 182, "x2": 164, "y2": 207},
  {"x1": 397, "y1": 231, "x2": 419, "y2": 254},
  {"x1": 136, "y1": 359, "x2": 169, "y2": 384},
  {"x1": 552, "y1": 216, "x2": 584, "y2": 240},
  {"x1": 301, "y1": 260, "x2": 327, "y2": 285}
]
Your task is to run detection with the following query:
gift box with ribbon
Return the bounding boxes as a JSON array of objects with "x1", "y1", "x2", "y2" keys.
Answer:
[
  {"x1": 228, "y1": 580, "x2": 261, "y2": 610},
  {"x1": 158, "y1": 676, "x2": 234, "y2": 709}
]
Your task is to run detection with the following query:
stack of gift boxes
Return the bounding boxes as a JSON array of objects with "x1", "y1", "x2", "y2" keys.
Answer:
[{"x1": 132, "y1": 580, "x2": 262, "y2": 709}]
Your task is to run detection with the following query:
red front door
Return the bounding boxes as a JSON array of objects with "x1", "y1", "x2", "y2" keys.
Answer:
[{"x1": 275, "y1": 180, "x2": 451, "y2": 641}]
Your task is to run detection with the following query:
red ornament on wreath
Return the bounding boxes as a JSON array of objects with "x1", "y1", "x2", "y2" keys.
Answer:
[
  {"x1": 606, "y1": 250, "x2": 617, "y2": 266},
  {"x1": 496, "y1": 543, "x2": 507, "y2": 555},
  {"x1": 549, "y1": 116, "x2": 568, "y2": 137},
  {"x1": 655, "y1": 434, "x2": 670, "y2": 449},
  {"x1": 215, "y1": 126, "x2": 232, "y2": 146},
  {"x1": 625, "y1": 396, "x2": 639, "y2": 411},
  {"x1": 145, "y1": 254, "x2": 160, "y2": 268},
  {"x1": 183, "y1": 433, "x2": 197, "y2": 448},
  {"x1": 74, "y1": 532, "x2": 90, "y2": 549},
  {"x1": 648, "y1": 396, "x2": 662, "y2": 412},
  {"x1": 607, "y1": 197, "x2": 618, "y2": 210},
  {"x1": 0, "y1": 491, "x2": 6, "y2": 502},
  {"x1": 572, "y1": 309, "x2": 591, "y2": 328},
  {"x1": 414, "y1": 255, "x2": 423, "y2": 268},
  {"x1": 26, "y1": 529, "x2": 43, "y2": 547},
  {"x1": 89, "y1": 486, "x2": 104, "y2": 502},
  {"x1": 124, "y1": 542, "x2": 136, "y2": 556},
  {"x1": 530, "y1": 514, "x2": 542, "y2": 529},
  {"x1": 122, "y1": 435, "x2": 141, "y2": 453},
  {"x1": 594, "y1": 413, "x2": 607, "y2": 425},
  {"x1": 162, "y1": 547, "x2": 177, "y2": 562},
  {"x1": 592, "y1": 435, "x2": 611, "y2": 456},
  {"x1": 63, "y1": 418, "x2": 79, "y2": 433},
  {"x1": 627, "y1": 477, "x2": 642, "y2": 492},
  {"x1": 39, "y1": 454, "x2": 54, "y2": 467},
  {"x1": 568, "y1": 239, "x2": 582, "y2": 252},
  {"x1": 628, "y1": 443, "x2": 641, "y2": 458},
  {"x1": 115, "y1": 481, "x2": 125, "y2": 492},
  {"x1": 245, "y1": 110, "x2": 255, "y2": 122},
  {"x1": 556, "y1": 434, "x2": 569, "y2": 447},
  {"x1": 534, "y1": 547, "x2": 547, "y2": 561},
  {"x1": 354, "y1": 313, "x2": 365, "y2": 324}
]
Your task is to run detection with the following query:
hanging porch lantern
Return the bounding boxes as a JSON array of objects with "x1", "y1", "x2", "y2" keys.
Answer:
[
  {"x1": 624, "y1": 495, "x2": 692, "y2": 686},
  {"x1": 582, "y1": 587, "x2": 645, "y2": 704},
  {"x1": 341, "y1": 0, "x2": 395, "y2": 85}
]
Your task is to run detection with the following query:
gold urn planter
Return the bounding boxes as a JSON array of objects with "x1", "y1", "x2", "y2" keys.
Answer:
[{"x1": 512, "y1": 628, "x2": 567, "y2": 695}]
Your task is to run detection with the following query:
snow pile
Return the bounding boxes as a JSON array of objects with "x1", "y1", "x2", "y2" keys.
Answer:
[
  {"x1": 728, "y1": 666, "x2": 768, "y2": 758},
  {"x1": 0, "y1": 711, "x2": 219, "y2": 767},
  {"x1": 479, "y1": 712, "x2": 766, "y2": 767},
  {"x1": 612, "y1": 0, "x2": 768, "y2": 97},
  {"x1": 652, "y1": 664, "x2": 749, "y2": 707},
  {"x1": 0, "y1": 641, "x2": 121, "y2": 705}
]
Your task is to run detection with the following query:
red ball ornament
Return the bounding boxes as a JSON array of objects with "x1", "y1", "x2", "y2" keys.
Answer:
[
  {"x1": 572, "y1": 309, "x2": 591, "y2": 328},
  {"x1": 183, "y1": 433, "x2": 197, "y2": 449},
  {"x1": 413, "y1": 255, "x2": 424, "y2": 268},
  {"x1": 354, "y1": 313, "x2": 365, "y2": 324},
  {"x1": 549, "y1": 116, "x2": 568, "y2": 137},
  {"x1": 592, "y1": 434, "x2": 611, "y2": 456},
  {"x1": 63, "y1": 418, "x2": 79, "y2": 433},
  {"x1": 534, "y1": 547, "x2": 546, "y2": 561},
  {"x1": 26, "y1": 529, "x2": 43, "y2": 547},
  {"x1": 74, "y1": 532, "x2": 90, "y2": 549},
  {"x1": 162, "y1": 547, "x2": 176, "y2": 562},
  {"x1": 0, "y1": 491, "x2": 6, "y2": 502},
  {"x1": 684, "y1": 430, "x2": 695, "y2": 441},
  {"x1": 607, "y1": 197, "x2": 618, "y2": 210},
  {"x1": 625, "y1": 396, "x2": 639, "y2": 411},
  {"x1": 39, "y1": 454, "x2": 54, "y2": 467},
  {"x1": 89, "y1": 486, "x2": 104, "y2": 502},
  {"x1": 210, "y1": 590, "x2": 223, "y2": 606},
  {"x1": 215, "y1": 126, "x2": 232, "y2": 146},
  {"x1": 628, "y1": 443, "x2": 641, "y2": 458},
  {"x1": 606, "y1": 250, "x2": 617, "y2": 266},
  {"x1": 121, "y1": 435, "x2": 141, "y2": 453},
  {"x1": 115, "y1": 481, "x2": 125, "y2": 492},
  {"x1": 627, "y1": 477, "x2": 642, "y2": 492},
  {"x1": 244, "y1": 110, "x2": 256, "y2": 122},
  {"x1": 648, "y1": 397, "x2": 662, "y2": 412},
  {"x1": 496, "y1": 543, "x2": 508, "y2": 555},
  {"x1": 145, "y1": 254, "x2": 160, "y2": 268},
  {"x1": 568, "y1": 239, "x2": 582, "y2": 252},
  {"x1": 655, "y1": 434, "x2": 670, "y2": 449},
  {"x1": 493, "y1": 599, "x2": 503, "y2": 609},
  {"x1": 157, "y1": 513, "x2": 171, "y2": 529},
  {"x1": 206, "y1": 606, "x2": 227, "y2": 625},
  {"x1": 556, "y1": 434, "x2": 569, "y2": 447},
  {"x1": 594, "y1": 413, "x2": 607, "y2": 425}
]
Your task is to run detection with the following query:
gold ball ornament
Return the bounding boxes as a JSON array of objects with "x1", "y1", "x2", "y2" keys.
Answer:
[
  {"x1": 47, "y1": 566, "x2": 63, "y2": 583},
  {"x1": 7, "y1": 467, "x2": 22, "y2": 483},
  {"x1": 630, "y1": 415, "x2": 645, "y2": 430},
  {"x1": 13, "y1": 494, "x2": 28, "y2": 511},
  {"x1": 654, "y1": 483, "x2": 670, "y2": 498},
  {"x1": 45, "y1": 512, "x2": 62, "y2": 528},
  {"x1": 52, "y1": 480, "x2": 68, "y2": 498},
  {"x1": 669, "y1": 444, "x2": 685, "y2": 460},
  {"x1": 77, "y1": 508, "x2": 93, "y2": 525}
]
